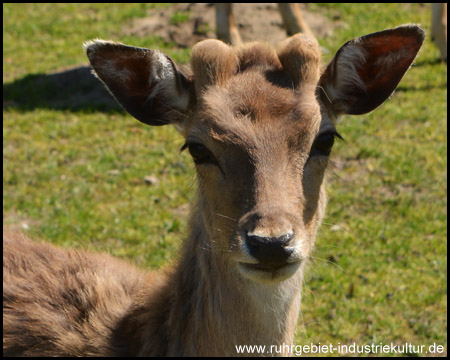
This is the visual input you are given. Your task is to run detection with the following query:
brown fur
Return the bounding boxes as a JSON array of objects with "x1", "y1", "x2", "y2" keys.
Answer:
[
  {"x1": 191, "y1": 39, "x2": 238, "y2": 95},
  {"x1": 3, "y1": 230, "x2": 156, "y2": 356},
  {"x1": 3, "y1": 26, "x2": 424, "y2": 356}
]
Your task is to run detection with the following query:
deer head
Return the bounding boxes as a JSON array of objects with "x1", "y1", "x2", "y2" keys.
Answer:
[{"x1": 85, "y1": 25, "x2": 423, "y2": 284}]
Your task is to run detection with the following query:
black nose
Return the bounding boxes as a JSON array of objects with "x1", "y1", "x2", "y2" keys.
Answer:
[{"x1": 246, "y1": 231, "x2": 294, "y2": 266}]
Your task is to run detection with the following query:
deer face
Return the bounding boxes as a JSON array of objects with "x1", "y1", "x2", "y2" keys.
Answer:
[
  {"x1": 184, "y1": 49, "x2": 327, "y2": 283},
  {"x1": 85, "y1": 25, "x2": 423, "y2": 284}
]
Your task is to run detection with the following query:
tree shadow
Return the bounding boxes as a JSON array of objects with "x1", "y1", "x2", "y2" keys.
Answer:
[{"x1": 3, "y1": 65, "x2": 123, "y2": 113}]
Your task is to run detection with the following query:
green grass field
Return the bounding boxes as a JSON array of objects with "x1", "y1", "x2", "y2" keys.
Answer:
[{"x1": 3, "y1": 3, "x2": 447, "y2": 356}]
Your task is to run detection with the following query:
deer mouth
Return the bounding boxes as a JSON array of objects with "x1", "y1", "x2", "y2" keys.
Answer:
[{"x1": 238, "y1": 260, "x2": 301, "y2": 283}]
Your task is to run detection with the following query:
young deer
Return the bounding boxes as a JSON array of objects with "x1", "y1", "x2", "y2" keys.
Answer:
[
  {"x1": 431, "y1": 3, "x2": 447, "y2": 61},
  {"x1": 216, "y1": 3, "x2": 311, "y2": 45},
  {"x1": 3, "y1": 25, "x2": 424, "y2": 356}
]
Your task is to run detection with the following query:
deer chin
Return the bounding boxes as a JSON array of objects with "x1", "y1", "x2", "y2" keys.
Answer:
[{"x1": 238, "y1": 260, "x2": 302, "y2": 284}]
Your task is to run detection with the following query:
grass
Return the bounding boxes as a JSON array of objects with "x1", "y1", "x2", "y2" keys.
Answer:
[
  {"x1": 170, "y1": 10, "x2": 190, "y2": 25},
  {"x1": 3, "y1": 3, "x2": 447, "y2": 356}
]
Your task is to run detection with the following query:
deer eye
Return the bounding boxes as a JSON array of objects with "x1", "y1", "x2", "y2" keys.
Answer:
[
  {"x1": 310, "y1": 131, "x2": 343, "y2": 157},
  {"x1": 181, "y1": 143, "x2": 217, "y2": 165}
]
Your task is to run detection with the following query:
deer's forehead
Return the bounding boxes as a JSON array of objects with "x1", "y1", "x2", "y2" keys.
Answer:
[
  {"x1": 226, "y1": 72, "x2": 299, "y2": 119},
  {"x1": 189, "y1": 73, "x2": 321, "y2": 150}
]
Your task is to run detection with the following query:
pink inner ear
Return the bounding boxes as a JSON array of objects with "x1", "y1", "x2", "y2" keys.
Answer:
[
  {"x1": 327, "y1": 25, "x2": 424, "y2": 116},
  {"x1": 350, "y1": 33, "x2": 422, "y2": 114},
  {"x1": 86, "y1": 41, "x2": 193, "y2": 126},
  {"x1": 357, "y1": 34, "x2": 420, "y2": 91}
]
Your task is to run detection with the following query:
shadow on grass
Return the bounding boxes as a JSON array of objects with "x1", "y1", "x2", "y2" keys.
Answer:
[{"x1": 3, "y1": 65, "x2": 123, "y2": 113}]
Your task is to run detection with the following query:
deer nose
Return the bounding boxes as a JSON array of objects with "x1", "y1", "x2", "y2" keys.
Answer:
[{"x1": 245, "y1": 230, "x2": 294, "y2": 266}]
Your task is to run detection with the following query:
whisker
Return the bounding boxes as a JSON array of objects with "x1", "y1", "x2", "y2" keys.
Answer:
[
  {"x1": 215, "y1": 213, "x2": 238, "y2": 222},
  {"x1": 310, "y1": 255, "x2": 344, "y2": 272}
]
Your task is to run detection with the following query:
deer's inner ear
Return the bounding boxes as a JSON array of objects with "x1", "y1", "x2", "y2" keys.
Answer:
[
  {"x1": 85, "y1": 40, "x2": 193, "y2": 127},
  {"x1": 319, "y1": 25, "x2": 424, "y2": 117}
]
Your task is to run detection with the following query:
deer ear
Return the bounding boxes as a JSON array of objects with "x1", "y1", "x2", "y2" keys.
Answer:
[
  {"x1": 319, "y1": 25, "x2": 424, "y2": 116},
  {"x1": 84, "y1": 40, "x2": 194, "y2": 126}
]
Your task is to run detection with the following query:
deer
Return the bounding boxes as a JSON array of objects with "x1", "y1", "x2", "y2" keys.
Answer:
[
  {"x1": 217, "y1": 3, "x2": 445, "y2": 61},
  {"x1": 3, "y1": 25, "x2": 424, "y2": 356},
  {"x1": 215, "y1": 3, "x2": 311, "y2": 45},
  {"x1": 431, "y1": 3, "x2": 447, "y2": 62}
]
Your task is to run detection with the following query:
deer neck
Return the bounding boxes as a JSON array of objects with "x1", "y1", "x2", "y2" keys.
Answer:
[{"x1": 167, "y1": 202, "x2": 304, "y2": 356}]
